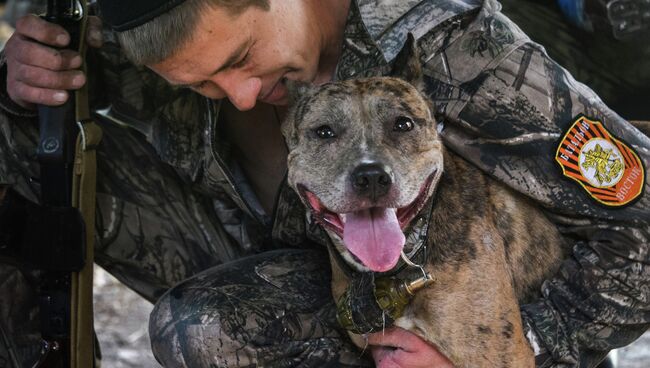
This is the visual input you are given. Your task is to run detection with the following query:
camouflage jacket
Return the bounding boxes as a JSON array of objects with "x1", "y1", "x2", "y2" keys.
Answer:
[{"x1": 0, "y1": 0, "x2": 648, "y2": 367}]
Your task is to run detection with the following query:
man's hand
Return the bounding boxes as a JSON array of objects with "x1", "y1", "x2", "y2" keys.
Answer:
[
  {"x1": 368, "y1": 327, "x2": 454, "y2": 368},
  {"x1": 4, "y1": 14, "x2": 103, "y2": 109}
]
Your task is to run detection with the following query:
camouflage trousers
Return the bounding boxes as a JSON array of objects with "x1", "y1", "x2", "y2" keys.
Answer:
[
  {"x1": 1, "y1": 252, "x2": 370, "y2": 368},
  {"x1": 0, "y1": 119, "x2": 369, "y2": 367},
  {"x1": 150, "y1": 249, "x2": 372, "y2": 367}
]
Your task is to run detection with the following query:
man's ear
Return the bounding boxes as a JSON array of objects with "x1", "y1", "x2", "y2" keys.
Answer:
[
  {"x1": 390, "y1": 33, "x2": 423, "y2": 89},
  {"x1": 285, "y1": 79, "x2": 315, "y2": 105}
]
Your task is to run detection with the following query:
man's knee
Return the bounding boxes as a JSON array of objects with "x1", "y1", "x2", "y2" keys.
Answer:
[
  {"x1": 148, "y1": 249, "x2": 370, "y2": 367},
  {"x1": 149, "y1": 249, "x2": 330, "y2": 366}
]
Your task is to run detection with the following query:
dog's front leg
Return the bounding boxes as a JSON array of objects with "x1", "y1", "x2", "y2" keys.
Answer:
[{"x1": 399, "y1": 256, "x2": 535, "y2": 368}]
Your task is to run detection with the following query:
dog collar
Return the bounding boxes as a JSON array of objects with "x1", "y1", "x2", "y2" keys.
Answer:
[{"x1": 336, "y1": 269, "x2": 435, "y2": 334}]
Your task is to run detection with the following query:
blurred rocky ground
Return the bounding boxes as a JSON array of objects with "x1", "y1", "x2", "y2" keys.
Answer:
[
  {"x1": 614, "y1": 332, "x2": 650, "y2": 368},
  {"x1": 94, "y1": 267, "x2": 159, "y2": 368}
]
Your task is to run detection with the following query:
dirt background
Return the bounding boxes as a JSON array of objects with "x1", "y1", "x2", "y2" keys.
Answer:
[
  {"x1": 94, "y1": 267, "x2": 158, "y2": 367},
  {"x1": 93, "y1": 267, "x2": 649, "y2": 367}
]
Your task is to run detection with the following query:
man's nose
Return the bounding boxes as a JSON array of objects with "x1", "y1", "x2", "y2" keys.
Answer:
[{"x1": 216, "y1": 74, "x2": 262, "y2": 111}]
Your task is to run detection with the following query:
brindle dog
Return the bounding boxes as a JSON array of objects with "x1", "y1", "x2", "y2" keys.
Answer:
[{"x1": 282, "y1": 35, "x2": 568, "y2": 367}]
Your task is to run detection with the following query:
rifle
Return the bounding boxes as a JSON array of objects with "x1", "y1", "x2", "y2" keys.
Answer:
[{"x1": 0, "y1": 1, "x2": 100, "y2": 367}]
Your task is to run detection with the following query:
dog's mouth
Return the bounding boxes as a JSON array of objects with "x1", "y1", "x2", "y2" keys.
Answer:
[{"x1": 297, "y1": 171, "x2": 436, "y2": 272}]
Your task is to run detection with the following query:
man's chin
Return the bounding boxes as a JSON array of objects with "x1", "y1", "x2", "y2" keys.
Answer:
[
  {"x1": 260, "y1": 95, "x2": 289, "y2": 106},
  {"x1": 259, "y1": 78, "x2": 290, "y2": 105}
]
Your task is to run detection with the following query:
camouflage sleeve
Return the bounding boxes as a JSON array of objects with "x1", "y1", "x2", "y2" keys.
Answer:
[
  {"x1": 0, "y1": 52, "x2": 39, "y2": 120},
  {"x1": 0, "y1": 50, "x2": 41, "y2": 198},
  {"x1": 420, "y1": 0, "x2": 650, "y2": 366}
]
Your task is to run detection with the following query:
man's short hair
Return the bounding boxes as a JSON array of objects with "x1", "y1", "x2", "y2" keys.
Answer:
[{"x1": 117, "y1": 0, "x2": 269, "y2": 66}]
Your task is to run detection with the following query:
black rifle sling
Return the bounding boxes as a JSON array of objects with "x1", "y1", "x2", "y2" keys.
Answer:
[{"x1": 32, "y1": 1, "x2": 98, "y2": 367}]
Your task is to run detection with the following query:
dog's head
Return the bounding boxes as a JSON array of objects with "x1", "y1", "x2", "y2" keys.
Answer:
[{"x1": 283, "y1": 35, "x2": 444, "y2": 273}]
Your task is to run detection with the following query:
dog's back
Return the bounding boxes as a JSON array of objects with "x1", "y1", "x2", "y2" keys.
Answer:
[
  {"x1": 428, "y1": 151, "x2": 568, "y2": 303},
  {"x1": 400, "y1": 149, "x2": 566, "y2": 366}
]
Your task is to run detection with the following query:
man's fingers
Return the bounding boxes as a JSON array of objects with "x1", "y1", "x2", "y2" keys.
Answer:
[
  {"x1": 8, "y1": 80, "x2": 69, "y2": 106},
  {"x1": 14, "y1": 14, "x2": 69, "y2": 47},
  {"x1": 367, "y1": 328, "x2": 412, "y2": 350},
  {"x1": 368, "y1": 328, "x2": 454, "y2": 368},
  {"x1": 5, "y1": 14, "x2": 85, "y2": 108},
  {"x1": 371, "y1": 346, "x2": 394, "y2": 366},
  {"x1": 14, "y1": 63, "x2": 86, "y2": 90},
  {"x1": 85, "y1": 16, "x2": 103, "y2": 48},
  {"x1": 385, "y1": 346, "x2": 454, "y2": 368},
  {"x1": 11, "y1": 39, "x2": 82, "y2": 71},
  {"x1": 370, "y1": 340, "x2": 454, "y2": 368}
]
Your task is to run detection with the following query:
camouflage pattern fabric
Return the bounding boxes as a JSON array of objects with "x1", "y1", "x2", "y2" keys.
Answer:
[
  {"x1": 0, "y1": 0, "x2": 648, "y2": 367},
  {"x1": 150, "y1": 249, "x2": 372, "y2": 367},
  {"x1": 0, "y1": 265, "x2": 40, "y2": 368}
]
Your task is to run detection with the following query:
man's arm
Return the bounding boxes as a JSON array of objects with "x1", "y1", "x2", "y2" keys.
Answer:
[
  {"x1": 520, "y1": 225, "x2": 649, "y2": 367},
  {"x1": 420, "y1": 0, "x2": 650, "y2": 366},
  {"x1": 0, "y1": 49, "x2": 40, "y2": 200}
]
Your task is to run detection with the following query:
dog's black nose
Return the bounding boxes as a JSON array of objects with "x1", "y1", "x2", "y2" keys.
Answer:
[{"x1": 351, "y1": 163, "x2": 393, "y2": 200}]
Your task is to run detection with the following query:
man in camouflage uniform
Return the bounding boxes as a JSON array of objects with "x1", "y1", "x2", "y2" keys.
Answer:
[{"x1": 0, "y1": 0, "x2": 648, "y2": 367}]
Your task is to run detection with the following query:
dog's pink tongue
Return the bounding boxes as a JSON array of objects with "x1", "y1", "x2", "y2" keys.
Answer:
[{"x1": 343, "y1": 207, "x2": 405, "y2": 272}]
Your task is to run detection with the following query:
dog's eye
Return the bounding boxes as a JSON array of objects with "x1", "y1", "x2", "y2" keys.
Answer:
[
  {"x1": 314, "y1": 125, "x2": 337, "y2": 139},
  {"x1": 393, "y1": 116, "x2": 415, "y2": 132}
]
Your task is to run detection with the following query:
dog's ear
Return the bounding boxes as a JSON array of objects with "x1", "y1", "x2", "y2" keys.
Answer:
[
  {"x1": 285, "y1": 79, "x2": 315, "y2": 105},
  {"x1": 390, "y1": 33, "x2": 423, "y2": 89},
  {"x1": 280, "y1": 111, "x2": 300, "y2": 150},
  {"x1": 283, "y1": 80, "x2": 316, "y2": 150}
]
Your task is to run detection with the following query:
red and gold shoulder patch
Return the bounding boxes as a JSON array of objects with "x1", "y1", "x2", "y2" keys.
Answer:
[{"x1": 555, "y1": 115, "x2": 645, "y2": 207}]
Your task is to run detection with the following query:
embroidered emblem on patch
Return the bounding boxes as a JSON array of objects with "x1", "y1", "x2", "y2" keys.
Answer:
[{"x1": 555, "y1": 115, "x2": 644, "y2": 206}]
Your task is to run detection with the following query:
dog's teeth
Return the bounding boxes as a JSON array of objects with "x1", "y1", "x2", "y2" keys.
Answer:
[{"x1": 340, "y1": 213, "x2": 346, "y2": 223}]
